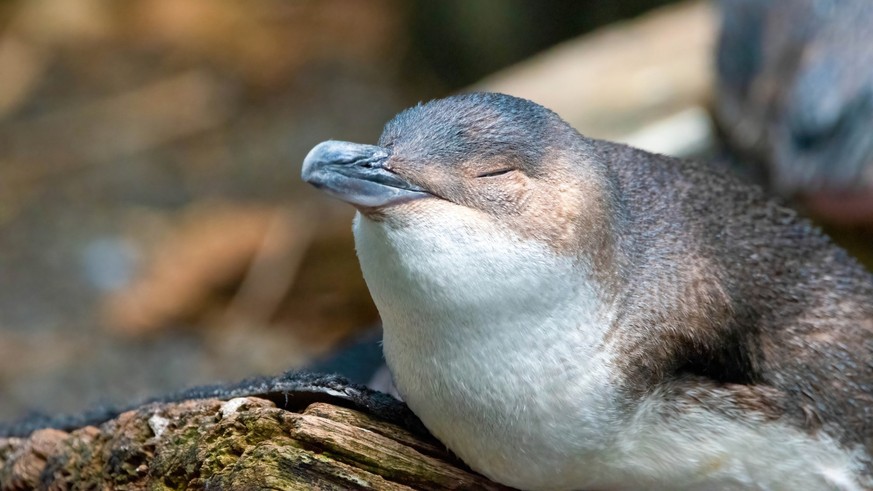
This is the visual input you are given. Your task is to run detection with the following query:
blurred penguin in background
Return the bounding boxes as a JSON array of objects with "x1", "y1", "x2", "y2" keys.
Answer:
[{"x1": 714, "y1": 0, "x2": 873, "y2": 265}]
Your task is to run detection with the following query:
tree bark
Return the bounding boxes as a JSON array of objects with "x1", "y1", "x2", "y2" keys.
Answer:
[{"x1": 0, "y1": 396, "x2": 511, "y2": 490}]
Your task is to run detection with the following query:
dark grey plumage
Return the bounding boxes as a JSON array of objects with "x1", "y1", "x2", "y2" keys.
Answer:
[{"x1": 600, "y1": 138, "x2": 873, "y2": 445}]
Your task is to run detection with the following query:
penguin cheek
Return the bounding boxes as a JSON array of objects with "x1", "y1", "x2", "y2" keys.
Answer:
[{"x1": 469, "y1": 182, "x2": 532, "y2": 218}]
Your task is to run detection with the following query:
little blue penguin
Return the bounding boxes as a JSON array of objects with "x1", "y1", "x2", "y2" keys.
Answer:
[
  {"x1": 715, "y1": 0, "x2": 873, "y2": 226},
  {"x1": 302, "y1": 92, "x2": 873, "y2": 490}
]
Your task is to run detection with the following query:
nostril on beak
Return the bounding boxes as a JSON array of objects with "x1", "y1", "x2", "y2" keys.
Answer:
[
  {"x1": 789, "y1": 106, "x2": 843, "y2": 151},
  {"x1": 788, "y1": 86, "x2": 872, "y2": 152}
]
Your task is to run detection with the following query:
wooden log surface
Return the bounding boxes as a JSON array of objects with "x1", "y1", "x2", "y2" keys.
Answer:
[{"x1": 0, "y1": 397, "x2": 510, "y2": 490}]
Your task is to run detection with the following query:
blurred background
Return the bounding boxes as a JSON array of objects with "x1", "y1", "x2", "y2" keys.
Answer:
[
  {"x1": 0, "y1": 0, "x2": 681, "y2": 421},
  {"x1": 1, "y1": 0, "x2": 871, "y2": 422}
]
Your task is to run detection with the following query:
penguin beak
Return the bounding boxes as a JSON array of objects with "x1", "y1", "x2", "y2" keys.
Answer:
[{"x1": 302, "y1": 140, "x2": 430, "y2": 209}]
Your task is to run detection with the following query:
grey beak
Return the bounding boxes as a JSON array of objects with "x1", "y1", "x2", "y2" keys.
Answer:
[{"x1": 301, "y1": 140, "x2": 430, "y2": 209}]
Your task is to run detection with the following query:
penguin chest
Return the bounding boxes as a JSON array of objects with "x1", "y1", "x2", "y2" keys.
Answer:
[{"x1": 382, "y1": 317, "x2": 623, "y2": 491}]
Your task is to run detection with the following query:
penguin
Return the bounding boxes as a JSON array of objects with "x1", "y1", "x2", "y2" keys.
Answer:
[
  {"x1": 302, "y1": 92, "x2": 873, "y2": 490},
  {"x1": 714, "y1": 0, "x2": 873, "y2": 227}
]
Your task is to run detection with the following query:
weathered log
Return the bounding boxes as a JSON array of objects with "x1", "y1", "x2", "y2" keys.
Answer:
[{"x1": 0, "y1": 391, "x2": 511, "y2": 490}]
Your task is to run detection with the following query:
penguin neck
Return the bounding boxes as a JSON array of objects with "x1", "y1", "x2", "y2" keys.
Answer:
[{"x1": 352, "y1": 207, "x2": 617, "y2": 376}]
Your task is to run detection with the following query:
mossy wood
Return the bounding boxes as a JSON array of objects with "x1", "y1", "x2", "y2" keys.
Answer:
[{"x1": 0, "y1": 397, "x2": 511, "y2": 490}]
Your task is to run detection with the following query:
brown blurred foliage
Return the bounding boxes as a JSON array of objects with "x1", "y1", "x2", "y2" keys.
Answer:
[{"x1": 0, "y1": 0, "x2": 419, "y2": 420}]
